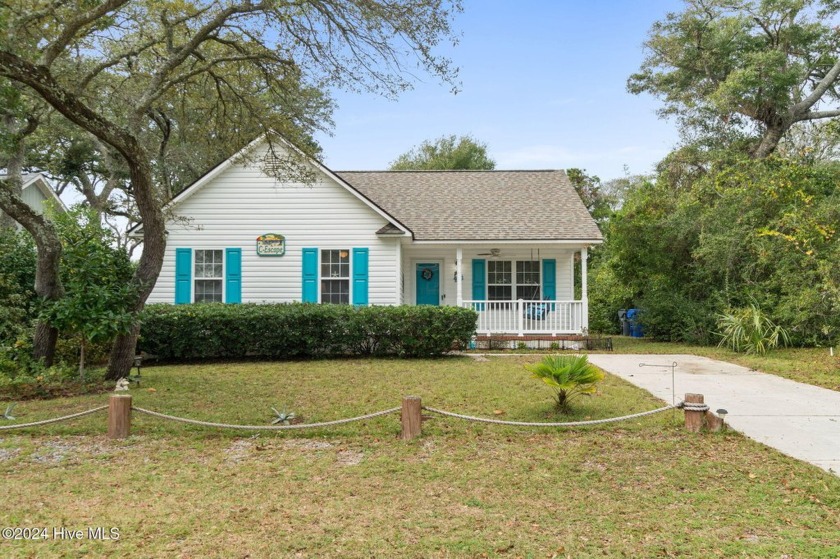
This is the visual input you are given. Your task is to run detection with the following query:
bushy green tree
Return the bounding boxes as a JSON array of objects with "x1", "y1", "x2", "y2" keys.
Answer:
[
  {"x1": 629, "y1": 0, "x2": 840, "y2": 158},
  {"x1": 390, "y1": 135, "x2": 495, "y2": 170},
  {"x1": 42, "y1": 207, "x2": 136, "y2": 376},
  {"x1": 596, "y1": 154, "x2": 840, "y2": 346},
  {"x1": 0, "y1": 229, "x2": 36, "y2": 342}
]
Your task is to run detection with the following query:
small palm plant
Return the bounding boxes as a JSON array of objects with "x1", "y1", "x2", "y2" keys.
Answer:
[
  {"x1": 716, "y1": 304, "x2": 790, "y2": 355},
  {"x1": 526, "y1": 355, "x2": 604, "y2": 412}
]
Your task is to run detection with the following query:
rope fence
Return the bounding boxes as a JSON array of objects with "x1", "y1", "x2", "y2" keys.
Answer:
[
  {"x1": 421, "y1": 403, "x2": 678, "y2": 427},
  {"x1": 0, "y1": 392, "x2": 722, "y2": 439},
  {"x1": 0, "y1": 406, "x2": 108, "y2": 431},
  {"x1": 131, "y1": 406, "x2": 401, "y2": 431}
]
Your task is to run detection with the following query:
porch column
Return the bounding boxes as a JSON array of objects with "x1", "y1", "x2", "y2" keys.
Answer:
[
  {"x1": 455, "y1": 247, "x2": 463, "y2": 306},
  {"x1": 395, "y1": 240, "x2": 403, "y2": 305},
  {"x1": 581, "y1": 247, "x2": 589, "y2": 332}
]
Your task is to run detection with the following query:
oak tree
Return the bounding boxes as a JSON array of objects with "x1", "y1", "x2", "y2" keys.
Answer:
[
  {"x1": 0, "y1": 0, "x2": 461, "y2": 378},
  {"x1": 629, "y1": 0, "x2": 840, "y2": 158}
]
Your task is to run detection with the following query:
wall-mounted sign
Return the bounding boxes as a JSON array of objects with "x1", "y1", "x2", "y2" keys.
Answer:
[{"x1": 256, "y1": 233, "x2": 286, "y2": 256}]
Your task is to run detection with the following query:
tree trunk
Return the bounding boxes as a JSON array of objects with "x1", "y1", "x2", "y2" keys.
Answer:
[
  {"x1": 79, "y1": 337, "x2": 86, "y2": 381},
  {"x1": 32, "y1": 321, "x2": 59, "y2": 365},
  {"x1": 752, "y1": 123, "x2": 786, "y2": 159},
  {"x1": 106, "y1": 324, "x2": 140, "y2": 381},
  {"x1": 106, "y1": 158, "x2": 166, "y2": 380},
  {"x1": 0, "y1": 120, "x2": 65, "y2": 366}
]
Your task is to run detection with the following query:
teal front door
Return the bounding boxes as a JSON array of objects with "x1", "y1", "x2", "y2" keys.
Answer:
[{"x1": 416, "y1": 263, "x2": 440, "y2": 306}]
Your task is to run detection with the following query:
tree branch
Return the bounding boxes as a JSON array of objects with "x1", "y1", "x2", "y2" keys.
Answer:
[
  {"x1": 799, "y1": 108, "x2": 840, "y2": 120},
  {"x1": 40, "y1": 0, "x2": 130, "y2": 67},
  {"x1": 791, "y1": 57, "x2": 840, "y2": 116}
]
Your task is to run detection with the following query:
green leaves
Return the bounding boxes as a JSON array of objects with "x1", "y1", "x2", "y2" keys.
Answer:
[
  {"x1": 716, "y1": 303, "x2": 790, "y2": 355},
  {"x1": 629, "y1": 0, "x2": 840, "y2": 156},
  {"x1": 525, "y1": 355, "x2": 604, "y2": 412},
  {"x1": 138, "y1": 303, "x2": 478, "y2": 361},
  {"x1": 389, "y1": 135, "x2": 495, "y2": 170}
]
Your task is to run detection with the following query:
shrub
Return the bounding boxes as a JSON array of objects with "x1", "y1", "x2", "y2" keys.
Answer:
[
  {"x1": 525, "y1": 355, "x2": 604, "y2": 412},
  {"x1": 636, "y1": 290, "x2": 717, "y2": 344},
  {"x1": 0, "y1": 336, "x2": 109, "y2": 399},
  {"x1": 138, "y1": 303, "x2": 477, "y2": 361},
  {"x1": 716, "y1": 304, "x2": 790, "y2": 355}
]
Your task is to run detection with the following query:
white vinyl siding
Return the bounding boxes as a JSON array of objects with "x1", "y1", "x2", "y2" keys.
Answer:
[{"x1": 147, "y1": 142, "x2": 399, "y2": 305}]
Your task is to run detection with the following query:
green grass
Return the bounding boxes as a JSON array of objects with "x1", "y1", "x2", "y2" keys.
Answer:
[{"x1": 1, "y1": 357, "x2": 839, "y2": 558}]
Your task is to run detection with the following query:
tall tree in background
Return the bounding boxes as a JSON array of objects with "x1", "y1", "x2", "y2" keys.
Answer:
[
  {"x1": 0, "y1": 0, "x2": 461, "y2": 378},
  {"x1": 0, "y1": 86, "x2": 65, "y2": 365},
  {"x1": 390, "y1": 134, "x2": 495, "y2": 170},
  {"x1": 628, "y1": 0, "x2": 840, "y2": 158}
]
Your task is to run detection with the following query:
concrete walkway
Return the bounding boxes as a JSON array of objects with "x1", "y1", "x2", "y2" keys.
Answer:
[{"x1": 587, "y1": 354, "x2": 840, "y2": 477}]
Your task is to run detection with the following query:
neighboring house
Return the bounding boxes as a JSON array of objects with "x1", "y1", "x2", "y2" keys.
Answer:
[
  {"x1": 0, "y1": 173, "x2": 67, "y2": 226},
  {"x1": 131, "y1": 136, "x2": 603, "y2": 336}
]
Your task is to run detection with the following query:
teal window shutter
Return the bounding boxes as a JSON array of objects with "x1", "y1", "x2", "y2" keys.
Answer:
[
  {"x1": 225, "y1": 248, "x2": 242, "y2": 304},
  {"x1": 352, "y1": 248, "x2": 369, "y2": 306},
  {"x1": 472, "y1": 259, "x2": 486, "y2": 310},
  {"x1": 175, "y1": 248, "x2": 192, "y2": 304},
  {"x1": 542, "y1": 259, "x2": 556, "y2": 309},
  {"x1": 302, "y1": 248, "x2": 318, "y2": 303}
]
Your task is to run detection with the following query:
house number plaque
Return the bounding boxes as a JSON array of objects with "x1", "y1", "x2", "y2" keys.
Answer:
[{"x1": 256, "y1": 233, "x2": 286, "y2": 256}]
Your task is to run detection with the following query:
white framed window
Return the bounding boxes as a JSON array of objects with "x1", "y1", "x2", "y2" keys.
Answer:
[
  {"x1": 516, "y1": 261, "x2": 541, "y2": 300},
  {"x1": 195, "y1": 249, "x2": 223, "y2": 303},
  {"x1": 487, "y1": 260, "x2": 512, "y2": 301},
  {"x1": 321, "y1": 249, "x2": 350, "y2": 304},
  {"x1": 488, "y1": 260, "x2": 541, "y2": 301}
]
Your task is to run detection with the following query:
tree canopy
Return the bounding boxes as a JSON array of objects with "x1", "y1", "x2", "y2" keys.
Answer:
[
  {"x1": 628, "y1": 0, "x2": 840, "y2": 158},
  {"x1": 0, "y1": 0, "x2": 463, "y2": 376},
  {"x1": 389, "y1": 134, "x2": 495, "y2": 170}
]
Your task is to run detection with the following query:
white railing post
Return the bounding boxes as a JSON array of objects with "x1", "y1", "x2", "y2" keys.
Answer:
[{"x1": 517, "y1": 299, "x2": 524, "y2": 336}]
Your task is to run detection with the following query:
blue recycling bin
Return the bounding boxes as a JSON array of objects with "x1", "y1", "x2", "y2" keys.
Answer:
[{"x1": 626, "y1": 308, "x2": 644, "y2": 338}]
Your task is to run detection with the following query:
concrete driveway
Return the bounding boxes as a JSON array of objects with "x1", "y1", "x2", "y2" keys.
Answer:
[{"x1": 587, "y1": 354, "x2": 840, "y2": 477}]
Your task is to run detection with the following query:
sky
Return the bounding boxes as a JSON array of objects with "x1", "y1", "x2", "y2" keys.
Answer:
[{"x1": 314, "y1": 0, "x2": 686, "y2": 181}]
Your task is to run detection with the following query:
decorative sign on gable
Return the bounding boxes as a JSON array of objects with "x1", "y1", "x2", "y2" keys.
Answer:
[{"x1": 256, "y1": 233, "x2": 286, "y2": 256}]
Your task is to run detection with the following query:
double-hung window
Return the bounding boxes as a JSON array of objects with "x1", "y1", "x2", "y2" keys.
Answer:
[
  {"x1": 487, "y1": 261, "x2": 512, "y2": 301},
  {"x1": 516, "y1": 261, "x2": 541, "y2": 300},
  {"x1": 194, "y1": 249, "x2": 223, "y2": 302},
  {"x1": 321, "y1": 249, "x2": 350, "y2": 304},
  {"x1": 487, "y1": 260, "x2": 541, "y2": 301}
]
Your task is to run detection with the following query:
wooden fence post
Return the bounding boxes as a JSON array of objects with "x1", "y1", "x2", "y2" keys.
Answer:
[
  {"x1": 684, "y1": 393, "x2": 705, "y2": 433},
  {"x1": 108, "y1": 394, "x2": 132, "y2": 439},
  {"x1": 401, "y1": 396, "x2": 422, "y2": 440}
]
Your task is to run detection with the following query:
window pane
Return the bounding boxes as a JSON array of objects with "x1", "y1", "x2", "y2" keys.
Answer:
[
  {"x1": 321, "y1": 279, "x2": 350, "y2": 304},
  {"x1": 321, "y1": 249, "x2": 350, "y2": 280},
  {"x1": 488, "y1": 285, "x2": 512, "y2": 301},
  {"x1": 195, "y1": 280, "x2": 223, "y2": 303},
  {"x1": 195, "y1": 250, "x2": 223, "y2": 279},
  {"x1": 488, "y1": 260, "x2": 511, "y2": 285},
  {"x1": 516, "y1": 261, "x2": 540, "y2": 286},
  {"x1": 517, "y1": 285, "x2": 541, "y2": 300}
]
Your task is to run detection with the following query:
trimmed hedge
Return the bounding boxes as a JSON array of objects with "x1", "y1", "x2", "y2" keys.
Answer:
[{"x1": 138, "y1": 303, "x2": 478, "y2": 361}]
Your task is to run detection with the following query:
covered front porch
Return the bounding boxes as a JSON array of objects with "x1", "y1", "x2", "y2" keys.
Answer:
[{"x1": 400, "y1": 242, "x2": 593, "y2": 336}]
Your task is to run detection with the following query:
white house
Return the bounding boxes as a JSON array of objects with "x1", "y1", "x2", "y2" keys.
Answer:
[
  {"x1": 0, "y1": 173, "x2": 67, "y2": 225},
  {"x1": 133, "y1": 136, "x2": 603, "y2": 337}
]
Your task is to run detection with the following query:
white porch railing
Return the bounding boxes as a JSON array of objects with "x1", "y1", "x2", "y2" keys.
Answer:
[{"x1": 461, "y1": 299, "x2": 584, "y2": 336}]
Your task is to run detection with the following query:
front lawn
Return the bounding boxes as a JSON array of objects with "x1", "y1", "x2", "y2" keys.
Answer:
[{"x1": 1, "y1": 357, "x2": 838, "y2": 558}]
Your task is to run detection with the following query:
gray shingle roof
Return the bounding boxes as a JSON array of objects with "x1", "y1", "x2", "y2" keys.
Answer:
[{"x1": 335, "y1": 170, "x2": 603, "y2": 242}]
